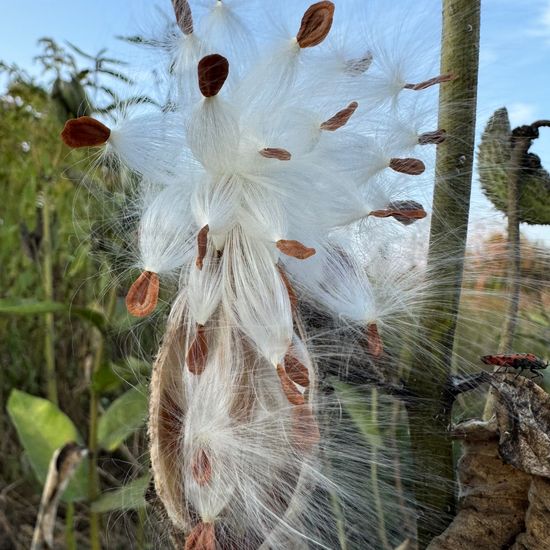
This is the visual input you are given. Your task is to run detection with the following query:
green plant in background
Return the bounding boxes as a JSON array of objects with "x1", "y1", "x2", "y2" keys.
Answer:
[{"x1": 0, "y1": 40, "x2": 158, "y2": 549}]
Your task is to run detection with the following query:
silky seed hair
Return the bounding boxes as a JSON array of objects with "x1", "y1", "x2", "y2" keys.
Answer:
[{"x1": 60, "y1": 1, "x2": 466, "y2": 547}]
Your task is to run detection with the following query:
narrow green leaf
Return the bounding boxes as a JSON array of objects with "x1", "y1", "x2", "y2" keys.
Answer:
[
  {"x1": 91, "y1": 474, "x2": 151, "y2": 513},
  {"x1": 332, "y1": 381, "x2": 383, "y2": 448},
  {"x1": 98, "y1": 387, "x2": 148, "y2": 451},
  {"x1": 7, "y1": 390, "x2": 88, "y2": 502}
]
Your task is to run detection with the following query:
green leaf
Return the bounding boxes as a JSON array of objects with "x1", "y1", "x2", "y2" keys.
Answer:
[
  {"x1": 91, "y1": 473, "x2": 151, "y2": 513},
  {"x1": 98, "y1": 387, "x2": 148, "y2": 451},
  {"x1": 92, "y1": 362, "x2": 123, "y2": 394},
  {"x1": 332, "y1": 381, "x2": 383, "y2": 448},
  {"x1": 7, "y1": 390, "x2": 88, "y2": 502},
  {"x1": 0, "y1": 299, "x2": 107, "y2": 332}
]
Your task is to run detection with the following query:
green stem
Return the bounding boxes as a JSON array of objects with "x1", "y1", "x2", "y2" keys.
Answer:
[
  {"x1": 42, "y1": 193, "x2": 58, "y2": 405},
  {"x1": 88, "y1": 285, "x2": 118, "y2": 550},
  {"x1": 65, "y1": 502, "x2": 76, "y2": 550},
  {"x1": 406, "y1": 0, "x2": 480, "y2": 546},
  {"x1": 370, "y1": 388, "x2": 390, "y2": 550}
]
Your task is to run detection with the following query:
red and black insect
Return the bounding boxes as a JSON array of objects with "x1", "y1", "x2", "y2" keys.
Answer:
[{"x1": 481, "y1": 353, "x2": 548, "y2": 379}]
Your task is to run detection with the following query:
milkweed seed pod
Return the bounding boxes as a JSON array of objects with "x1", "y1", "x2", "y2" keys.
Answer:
[
  {"x1": 478, "y1": 107, "x2": 550, "y2": 225},
  {"x1": 61, "y1": 1, "x2": 449, "y2": 547}
]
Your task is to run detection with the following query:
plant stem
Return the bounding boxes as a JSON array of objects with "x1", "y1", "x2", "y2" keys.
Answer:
[
  {"x1": 42, "y1": 192, "x2": 58, "y2": 405},
  {"x1": 65, "y1": 502, "x2": 76, "y2": 550},
  {"x1": 87, "y1": 285, "x2": 118, "y2": 550},
  {"x1": 405, "y1": 0, "x2": 480, "y2": 546}
]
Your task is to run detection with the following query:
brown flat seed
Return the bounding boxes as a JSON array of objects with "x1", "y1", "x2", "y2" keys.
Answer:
[
  {"x1": 370, "y1": 201, "x2": 427, "y2": 225},
  {"x1": 366, "y1": 323, "x2": 384, "y2": 358},
  {"x1": 403, "y1": 73, "x2": 455, "y2": 91},
  {"x1": 277, "y1": 265, "x2": 298, "y2": 311},
  {"x1": 418, "y1": 129, "x2": 447, "y2": 145},
  {"x1": 389, "y1": 158, "x2": 426, "y2": 176},
  {"x1": 191, "y1": 449, "x2": 212, "y2": 486},
  {"x1": 196, "y1": 225, "x2": 210, "y2": 270},
  {"x1": 185, "y1": 522, "x2": 216, "y2": 550},
  {"x1": 285, "y1": 352, "x2": 310, "y2": 387},
  {"x1": 320, "y1": 101, "x2": 359, "y2": 131},
  {"x1": 260, "y1": 148, "x2": 292, "y2": 161},
  {"x1": 172, "y1": 0, "x2": 193, "y2": 34},
  {"x1": 291, "y1": 406, "x2": 320, "y2": 452},
  {"x1": 61, "y1": 117, "x2": 111, "y2": 148},
  {"x1": 125, "y1": 271, "x2": 160, "y2": 318},
  {"x1": 277, "y1": 364, "x2": 305, "y2": 406},
  {"x1": 296, "y1": 1, "x2": 335, "y2": 48},
  {"x1": 346, "y1": 52, "x2": 373, "y2": 75},
  {"x1": 187, "y1": 324, "x2": 208, "y2": 375},
  {"x1": 276, "y1": 240, "x2": 316, "y2": 260},
  {"x1": 198, "y1": 54, "x2": 229, "y2": 98}
]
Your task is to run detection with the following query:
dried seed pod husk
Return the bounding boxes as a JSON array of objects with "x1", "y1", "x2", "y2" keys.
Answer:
[
  {"x1": 291, "y1": 406, "x2": 320, "y2": 452},
  {"x1": 419, "y1": 129, "x2": 447, "y2": 145},
  {"x1": 320, "y1": 101, "x2": 359, "y2": 131},
  {"x1": 366, "y1": 323, "x2": 383, "y2": 357},
  {"x1": 404, "y1": 73, "x2": 454, "y2": 91},
  {"x1": 196, "y1": 225, "x2": 210, "y2": 270},
  {"x1": 198, "y1": 54, "x2": 229, "y2": 98},
  {"x1": 191, "y1": 448, "x2": 213, "y2": 487},
  {"x1": 296, "y1": 1, "x2": 335, "y2": 48},
  {"x1": 277, "y1": 265, "x2": 298, "y2": 311},
  {"x1": 172, "y1": 0, "x2": 193, "y2": 34},
  {"x1": 276, "y1": 364, "x2": 305, "y2": 406},
  {"x1": 260, "y1": 148, "x2": 292, "y2": 161},
  {"x1": 276, "y1": 240, "x2": 316, "y2": 260},
  {"x1": 61, "y1": 116, "x2": 111, "y2": 148},
  {"x1": 284, "y1": 352, "x2": 310, "y2": 387},
  {"x1": 389, "y1": 157, "x2": 426, "y2": 176},
  {"x1": 186, "y1": 324, "x2": 208, "y2": 375},
  {"x1": 185, "y1": 522, "x2": 216, "y2": 550},
  {"x1": 370, "y1": 201, "x2": 427, "y2": 225},
  {"x1": 126, "y1": 271, "x2": 160, "y2": 318}
]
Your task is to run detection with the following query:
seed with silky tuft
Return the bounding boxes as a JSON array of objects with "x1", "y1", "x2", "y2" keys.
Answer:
[
  {"x1": 296, "y1": 1, "x2": 335, "y2": 48},
  {"x1": 191, "y1": 448, "x2": 212, "y2": 486},
  {"x1": 198, "y1": 54, "x2": 229, "y2": 98},
  {"x1": 260, "y1": 148, "x2": 292, "y2": 161},
  {"x1": 366, "y1": 323, "x2": 384, "y2": 358},
  {"x1": 61, "y1": 117, "x2": 111, "y2": 148},
  {"x1": 172, "y1": 0, "x2": 193, "y2": 35},
  {"x1": 277, "y1": 364, "x2": 305, "y2": 406},
  {"x1": 285, "y1": 352, "x2": 310, "y2": 387},
  {"x1": 186, "y1": 324, "x2": 209, "y2": 375},
  {"x1": 370, "y1": 201, "x2": 427, "y2": 225},
  {"x1": 404, "y1": 73, "x2": 454, "y2": 91},
  {"x1": 321, "y1": 102, "x2": 359, "y2": 131},
  {"x1": 184, "y1": 522, "x2": 216, "y2": 550},
  {"x1": 196, "y1": 225, "x2": 210, "y2": 270},
  {"x1": 125, "y1": 271, "x2": 159, "y2": 318},
  {"x1": 389, "y1": 158, "x2": 426, "y2": 176}
]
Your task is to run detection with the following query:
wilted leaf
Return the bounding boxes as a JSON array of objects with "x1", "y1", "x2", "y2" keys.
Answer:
[
  {"x1": 7, "y1": 390, "x2": 88, "y2": 502},
  {"x1": 91, "y1": 474, "x2": 151, "y2": 513},
  {"x1": 98, "y1": 387, "x2": 148, "y2": 451}
]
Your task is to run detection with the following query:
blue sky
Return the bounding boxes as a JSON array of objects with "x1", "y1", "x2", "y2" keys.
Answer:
[{"x1": 1, "y1": 0, "x2": 549, "y2": 244}]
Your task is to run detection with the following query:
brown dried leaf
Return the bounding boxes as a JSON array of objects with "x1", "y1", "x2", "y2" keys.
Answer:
[
  {"x1": 185, "y1": 522, "x2": 216, "y2": 550},
  {"x1": 125, "y1": 271, "x2": 160, "y2": 318},
  {"x1": 276, "y1": 239, "x2": 316, "y2": 260},
  {"x1": 429, "y1": 420, "x2": 531, "y2": 549},
  {"x1": 196, "y1": 225, "x2": 210, "y2": 270},
  {"x1": 296, "y1": 1, "x2": 335, "y2": 48},
  {"x1": 404, "y1": 73, "x2": 455, "y2": 91},
  {"x1": 260, "y1": 148, "x2": 292, "y2": 161},
  {"x1": 276, "y1": 364, "x2": 305, "y2": 406},
  {"x1": 186, "y1": 324, "x2": 208, "y2": 375},
  {"x1": 191, "y1": 449, "x2": 212, "y2": 487},
  {"x1": 493, "y1": 375, "x2": 550, "y2": 478},
  {"x1": 389, "y1": 158, "x2": 426, "y2": 176},
  {"x1": 418, "y1": 129, "x2": 447, "y2": 145},
  {"x1": 61, "y1": 116, "x2": 111, "y2": 148},
  {"x1": 172, "y1": 0, "x2": 193, "y2": 34},
  {"x1": 320, "y1": 101, "x2": 359, "y2": 131},
  {"x1": 291, "y1": 406, "x2": 320, "y2": 452},
  {"x1": 198, "y1": 54, "x2": 229, "y2": 98}
]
